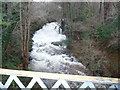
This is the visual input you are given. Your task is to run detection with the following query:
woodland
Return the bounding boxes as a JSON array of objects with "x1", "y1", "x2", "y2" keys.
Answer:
[{"x1": 1, "y1": 2, "x2": 119, "y2": 79}]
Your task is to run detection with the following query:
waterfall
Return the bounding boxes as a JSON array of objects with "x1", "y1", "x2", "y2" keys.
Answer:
[{"x1": 29, "y1": 22, "x2": 89, "y2": 75}]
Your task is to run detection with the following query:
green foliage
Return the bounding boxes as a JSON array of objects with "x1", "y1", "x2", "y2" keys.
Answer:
[
  {"x1": 51, "y1": 38, "x2": 72, "y2": 49},
  {"x1": 64, "y1": 22, "x2": 75, "y2": 39},
  {"x1": 3, "y1": 56, "x2": 21, "y2": 69},
  {"x1": 79, "y1": 3, "x2": 93, "y2": 22},
  {"x1": 0, "y1": 14, "x2": 11, "y2": 26},
  {"x1": 86, "y1": 3, "x2": 93, "y2": 19},
  {"x1": 1, "y1": 2, "x2": 26, "y2": 69},
  {"x1": 66, "y1": 38, "x2": 73, "y2": 49},
  {"x1": 1, "y1": 2, "x2": 31, "y2": 70},
  {"x1": 93, "y1": 18, "x2": 118, "y2": 39},
  {"x1": 61, "y1": 38, "x2": 72, "y2": 49},
  {"x1": 2, "y1": 3, "x2": 19, "y2": 47},
  {"x1": 0, "y1": 21, "x2": 11, "y2": 26},
  {"x1": 81, "y1": 17, "x2": 118, "y2": 40},
  {"x1": 67, "y1": 2, "x2": 73, "y2": 21},
  {"x1": 81, "y1": 31, "x2": 92, "y2": 39}
]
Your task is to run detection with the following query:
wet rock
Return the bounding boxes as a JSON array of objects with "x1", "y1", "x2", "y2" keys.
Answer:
[{"x1": 29, "y1": 22, "x2": 90, "y2": 88}]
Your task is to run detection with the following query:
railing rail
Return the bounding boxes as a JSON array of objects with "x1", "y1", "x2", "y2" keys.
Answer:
[{"x1": 0, "y1": 68, "x2": 119, "y2": 89}]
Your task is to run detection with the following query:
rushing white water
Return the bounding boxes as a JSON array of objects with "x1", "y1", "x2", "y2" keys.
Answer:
[{"x1": 29, "y1": 22, "x2": 88, "y2": 75}]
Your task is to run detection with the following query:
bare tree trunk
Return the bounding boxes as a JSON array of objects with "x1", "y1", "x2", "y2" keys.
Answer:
[
  {"x1": 104, "y1": 2, "x2": 110, "y2": 24},
  {"x1": 19, "y1": 2, "x2": 31, "y2": 69},
  {"x1": 20, "y1": 2, "x2": 25, "y2": 69},
  {"x1": 61, "y1": 2, "x2": 66, "y2": 19},
  {"x1": 99, "y1": 1, "x2": 102, "y2": 17},
  {"x1": 25, "y1": 2, "x2": 31, "y2": 69}
]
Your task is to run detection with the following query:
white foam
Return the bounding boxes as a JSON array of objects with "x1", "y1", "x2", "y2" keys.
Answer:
[
  {"x1": 29, "y1": 22, "x2": 87, "y2": 75},
  {"x1": 32, "y1": 22, "x2": 66, "y2": 46}
]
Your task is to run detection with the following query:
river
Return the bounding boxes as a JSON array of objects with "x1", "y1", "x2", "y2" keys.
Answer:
[{"x1": 28, "y1": 22, "x2": 90, "y2": 76}]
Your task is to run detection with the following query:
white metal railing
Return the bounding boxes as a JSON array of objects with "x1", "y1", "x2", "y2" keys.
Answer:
[{"x1": 0, "y1": 68, "x2": 119, "y2": 90}]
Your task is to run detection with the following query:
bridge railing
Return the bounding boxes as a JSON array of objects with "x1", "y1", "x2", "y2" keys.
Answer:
[{"x1": 0, "y1": 68, "x2": 119, "y2": 90}]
